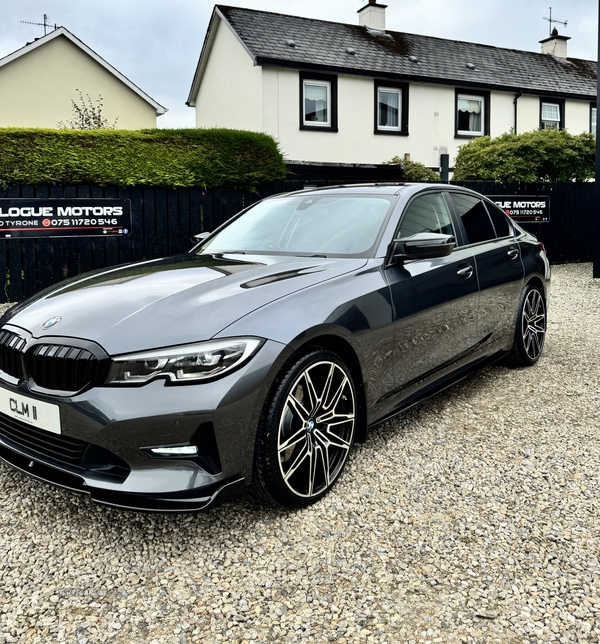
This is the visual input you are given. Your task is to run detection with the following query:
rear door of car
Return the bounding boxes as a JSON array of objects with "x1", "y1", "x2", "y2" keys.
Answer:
[
  {"x1": 385, "y1": 191, "x2": 480, "y2": 393},
  {"x1": 445, "y1": 191, "x2": 524, "y2": 352}
]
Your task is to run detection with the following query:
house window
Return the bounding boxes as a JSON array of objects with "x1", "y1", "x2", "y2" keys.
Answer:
[
  {"x1": 455, "y1": 90, "x2": 489, "y2": 137},
  {"x1": 304, "y1": 81, "x2": 330, "y2": 125},
  {"x1": 299, "y1": 72, "x2": 338, "y2": 131},
  {"x1": 541, "y1": 102, "x2": 560, "y2": 129},
  {"x1": 374, "y1": 81, "x2": 409, "y2": 135},
  {"x1": 539, "y1": 99, "x2": 564, "y2": 130},
  {"x1": 378, "y1": 88, "x2": 400, "y2": 129},
  {"x1": 591, "y1": 105, "x2": 597, "y2": 135}
]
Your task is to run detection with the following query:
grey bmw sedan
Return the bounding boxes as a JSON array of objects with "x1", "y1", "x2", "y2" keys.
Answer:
[{"x1": 0, "y1": 183, "x2": 549, "y2": 511}]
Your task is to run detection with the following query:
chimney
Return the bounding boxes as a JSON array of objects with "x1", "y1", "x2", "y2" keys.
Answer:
[
  {"x1": 358, "y1": 0, "x2": 387, "y2": 33},
  {"x1": 539, "y1": 28, "x2": 570, "y2": 59}
]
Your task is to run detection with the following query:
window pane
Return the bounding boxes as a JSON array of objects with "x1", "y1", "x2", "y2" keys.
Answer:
[
  {"x1": 486, "y1": 202, "x2": 510, "y2": 238},
  {"x1": 592, "y1": 107, "x2": 597, "y2": 135},
  {"x1": 449, "y1": 193, "x2": 496, "y2": 244},
  {"x1": 398, "y1": 193, "x2": 454, "y2": 239},
  {"x1": 541, "y1": 103, "x2": 559, "y2": 120},
  {"x1": 304, "y1": 82, "x2": 329, "y2": 124},
  {"x1": 378, "y1": 89, "x2": 400, "y2": 128},
  {"x1": 457, "y1": 95, "x2": 483, "y2": 134},
  {"x1": 458, "y1": 99, "x2": 482, "y2": 114}
]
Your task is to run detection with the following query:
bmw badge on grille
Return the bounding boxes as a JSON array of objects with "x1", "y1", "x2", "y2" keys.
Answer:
[{"x1": 41, "y1": 316, "x2": 62, "y2": 330}]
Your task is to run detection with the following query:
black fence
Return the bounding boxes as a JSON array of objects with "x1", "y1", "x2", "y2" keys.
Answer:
[
  {"x1": 0, "y1": 179, "x2": 594, "y2": 303},
  {"x1": 456, "y1": 181, "x2": 595, "y2": 265}
]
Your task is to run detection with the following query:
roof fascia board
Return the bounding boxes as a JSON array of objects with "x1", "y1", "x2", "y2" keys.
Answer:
[
  {"x1": 254, "y1": 56, "x2": 596, "y2": 101},
  {"x1": 187, "y1": 6, "x2": 257, "y2": 107},
  {"x1": 0, "y1": 27, "x2": 167, "y2": 115}
]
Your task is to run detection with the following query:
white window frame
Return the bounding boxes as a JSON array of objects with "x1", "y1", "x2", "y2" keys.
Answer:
[
  {"x1": 377, "y1": 87, "x2": 402, "y2": 131},
  {"x1": 541, "y1": 102, "x2": 561, "y2": 130},
  {"x1": 302, "y1": 80, "x2": 331, "y2": 127},
  {"x1": 591, "y1": 106, "x2": 597, "y2": 136},
  {"x1": 457, "y1": 94, "x2": 485, "y2": 136}
]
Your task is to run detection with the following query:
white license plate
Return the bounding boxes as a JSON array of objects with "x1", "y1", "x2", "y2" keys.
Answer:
[{"x1": 0, "y1": 387, "x2": 61, "y2": 435}]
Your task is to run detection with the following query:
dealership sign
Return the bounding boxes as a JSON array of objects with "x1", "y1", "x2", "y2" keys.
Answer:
[
  {"x1": 489, "y1": 195, "x2": 550, "y2": 223},
  {"x1": 0, "y1": 199, "x2": 132, "y2": 238}
]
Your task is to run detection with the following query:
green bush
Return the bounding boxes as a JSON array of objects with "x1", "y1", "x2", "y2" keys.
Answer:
[
  {"x1": 0, "y1": 128, "x2": 286, "y2": 190},
  {"x1": 384, "y1": 156, "x2": 440, "y2": 182},
  {"x1": 453, "y1": 129, "x2": 596, "y2": 182}
]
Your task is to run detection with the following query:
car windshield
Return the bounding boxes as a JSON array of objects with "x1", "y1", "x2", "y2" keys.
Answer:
[{"x1": 197, "y1": 193, "x2": 395, "y2": 257}]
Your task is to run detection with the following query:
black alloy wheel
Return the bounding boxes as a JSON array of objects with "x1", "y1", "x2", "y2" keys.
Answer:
[
  {"x1": 253, "y1": 349, "x2": 356, "y2": 507},
  {"x1": 507, "y1": 284, "x2": 547, "y2": 367}
]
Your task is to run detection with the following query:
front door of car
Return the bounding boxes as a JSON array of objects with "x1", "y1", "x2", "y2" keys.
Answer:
[
  {"x1": 385, "y1": 192, "x2": 480, "y2": 393},
  {"x1": 446, "y1": 193, "x2": 524, "y2": 349}
]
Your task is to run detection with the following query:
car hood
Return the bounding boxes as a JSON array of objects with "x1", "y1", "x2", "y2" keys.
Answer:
[{"x1": 5, "y1": 253, "x2": 367, "y2": 354}]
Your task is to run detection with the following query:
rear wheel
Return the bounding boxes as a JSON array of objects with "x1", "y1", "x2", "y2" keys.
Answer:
[
  {"x1": 253, "y1": 349, "x2": 356, "y2": 507},
  {"x1": 507, "y1": 284, "x2": 546, "y2": 366}
]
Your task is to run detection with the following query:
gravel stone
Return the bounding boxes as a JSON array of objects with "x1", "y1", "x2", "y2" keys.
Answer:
[{"x1": 0, "y1": 263, "x2": 599, "y2": 643}]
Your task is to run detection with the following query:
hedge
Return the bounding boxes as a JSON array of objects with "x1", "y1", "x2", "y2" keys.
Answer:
[{"x1": 0, "y1": 128, "x2": 286, "y2": 190}]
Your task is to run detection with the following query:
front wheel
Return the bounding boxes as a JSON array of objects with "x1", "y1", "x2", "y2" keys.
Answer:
[
  {"x1": 253, "y1": 349, "x2": 357, "y2": 507},
  {"x1": 506, "y1": 284, "x2": 547, "y2": 366}
]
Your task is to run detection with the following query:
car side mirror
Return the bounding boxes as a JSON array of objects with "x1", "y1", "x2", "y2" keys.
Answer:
[
  {"x1": 392, "y1": 233, "x2": 455, "y2": 261},
  {"x1": 191, "y1": 231, "x2": 211, "y2": 245}
]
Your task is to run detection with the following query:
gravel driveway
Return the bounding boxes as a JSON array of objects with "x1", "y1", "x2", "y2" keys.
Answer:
[{"x1": 0, "y1": 263, "x2": 598, "y2": 644}]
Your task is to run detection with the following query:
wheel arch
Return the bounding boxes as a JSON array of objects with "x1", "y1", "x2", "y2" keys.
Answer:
[
  {"x1": 286, "y1": 332, "x2": 368, "y2": 444},
  {"x1": 525, "y1": 274, "x2": 548, "y2": 301}
]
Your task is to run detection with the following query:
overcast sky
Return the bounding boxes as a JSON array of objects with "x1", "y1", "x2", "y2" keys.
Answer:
[{"x1": 0, "y1": 0, "x2": 597, "y2": 128}]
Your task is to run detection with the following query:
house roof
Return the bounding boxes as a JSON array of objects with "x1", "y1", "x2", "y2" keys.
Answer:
[
  {"x1": 0, "y1": 27, "x2": 167, "y2": 116},
  {"x1": 188, "y1": 5, "x2": 597, "y2": 104}
]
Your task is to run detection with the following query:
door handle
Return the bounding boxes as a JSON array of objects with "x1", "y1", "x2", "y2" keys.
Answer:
[
  {"x1": 457, "y1": 264, "x2": 474, "y2": 279},
  {"x1": 508, "y1": 248, "x2": 520, "y2": 260}
]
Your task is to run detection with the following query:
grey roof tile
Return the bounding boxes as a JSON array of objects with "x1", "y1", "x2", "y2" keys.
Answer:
[{"x1": 217, "y1": 5, "x2": 597, "y2": 98}]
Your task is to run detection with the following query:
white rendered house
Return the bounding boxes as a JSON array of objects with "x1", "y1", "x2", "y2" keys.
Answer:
[{"x1": 188, "y1": 3, "x2": 596, "y2": 168}]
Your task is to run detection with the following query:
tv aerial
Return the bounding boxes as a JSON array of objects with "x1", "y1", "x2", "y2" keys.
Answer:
[
  {"x1": 20, "y1": 14, "x2": 58, "y2": 36},
  {"x1": 543, "y1": 7, "x2": 568, "y2": 36}
]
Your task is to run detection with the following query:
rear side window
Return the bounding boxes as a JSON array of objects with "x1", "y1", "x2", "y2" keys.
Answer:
[
  {"x1": 486, "y1": 201, "x2": 511, "y2": 238},
  {"x1": 449, "y1": 193, "x2": 496, "y2": 244},
  {"x1": 397, "y1": 193, "x2": 455, "y2": 239}
]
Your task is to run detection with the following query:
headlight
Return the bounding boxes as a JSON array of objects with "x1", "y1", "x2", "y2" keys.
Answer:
[{"x1": 106, "y1": 338, "x2": 263, "y2": 385}]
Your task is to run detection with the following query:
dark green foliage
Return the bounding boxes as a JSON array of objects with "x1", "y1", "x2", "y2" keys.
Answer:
[
  {"x1": 0, "y1": 128, "x2": 286, "y2": 190},
  {"x1": 384, "y1": 156, "x2": 440, "y2": 182},
  {"x1": 453, "y1": 129, "x2": 596, "y2": 182}
]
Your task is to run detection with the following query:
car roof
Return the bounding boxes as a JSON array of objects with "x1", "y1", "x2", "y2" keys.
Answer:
[{"x1": 270, "y1": 183, "x2": 487, "y2": 198}]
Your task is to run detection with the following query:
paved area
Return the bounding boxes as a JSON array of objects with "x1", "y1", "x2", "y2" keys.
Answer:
[{"x1": 0, "y1": 263, "x2": 599, "y2": 643}]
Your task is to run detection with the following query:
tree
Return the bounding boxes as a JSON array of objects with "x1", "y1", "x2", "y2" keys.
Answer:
[
  {"x1": 57, "y1": 90, "x2": 118, "y2": 130},
  {"x1": 384, "y1": 156, "x2": 440, "y2": 182},
  {"x1": 452, "y1": 129, "x2": 595, "y2": 182}
]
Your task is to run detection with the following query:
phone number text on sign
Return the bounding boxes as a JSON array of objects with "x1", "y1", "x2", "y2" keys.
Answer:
[{"x1": 0, "y1": 199, "x2": 132, "y2": 238}]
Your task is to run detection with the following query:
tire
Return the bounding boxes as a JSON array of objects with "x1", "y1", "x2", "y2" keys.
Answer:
[
  {"x1": 506, "y1": 284, "x2": 547, "y2": 367},
  {"x1": 253, "y1": 349, "x2": 357, "y2": 508}
]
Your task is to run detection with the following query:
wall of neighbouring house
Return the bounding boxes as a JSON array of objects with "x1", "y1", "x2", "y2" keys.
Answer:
[
  {"x1": 192, "y1": 26, "x2": 595, "y2": 168},
  {"x1": 194, "y1": 19, "x2": 263, "y2": 131},
  {"x1": 515, "y1": 95, "x2": 542, "y2": 133},
  {"x1": 565, "y1": 99, "x2": 592, "y2": 134},
  {"x1": 0, "y1": 35, "x2": 158, "y2": 129},
  {"x1": 253, "y1": 68, "x2": 595, "y2": 168}
]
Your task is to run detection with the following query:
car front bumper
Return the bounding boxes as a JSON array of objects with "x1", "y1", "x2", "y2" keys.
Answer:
[{"x1": 0, "y1": 339, "x2": 289, "y2": 512}]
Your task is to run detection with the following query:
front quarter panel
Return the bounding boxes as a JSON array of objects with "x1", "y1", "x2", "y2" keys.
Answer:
[{"x1": 215, "y1": 259, "x2": 395, "y2": 420}]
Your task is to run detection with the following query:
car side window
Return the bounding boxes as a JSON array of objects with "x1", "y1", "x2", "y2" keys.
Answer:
[
  {"x1": 397, "y1": 193, "x2": 455, "y2": 239},
  {"x1": 449, "y1": 193, "x2": 496, "y2": 244},
  {"x1": 485, "y1": 201, "x2": 511, "y2": 238}
]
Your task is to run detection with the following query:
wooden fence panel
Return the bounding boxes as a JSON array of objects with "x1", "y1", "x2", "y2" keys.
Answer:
[
  {"x1": 455, "y1": 181, "x2": 594, "y2": 264},
  {"x1": 1, "y1": 180, "x2": 594, "y2": 303}
]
